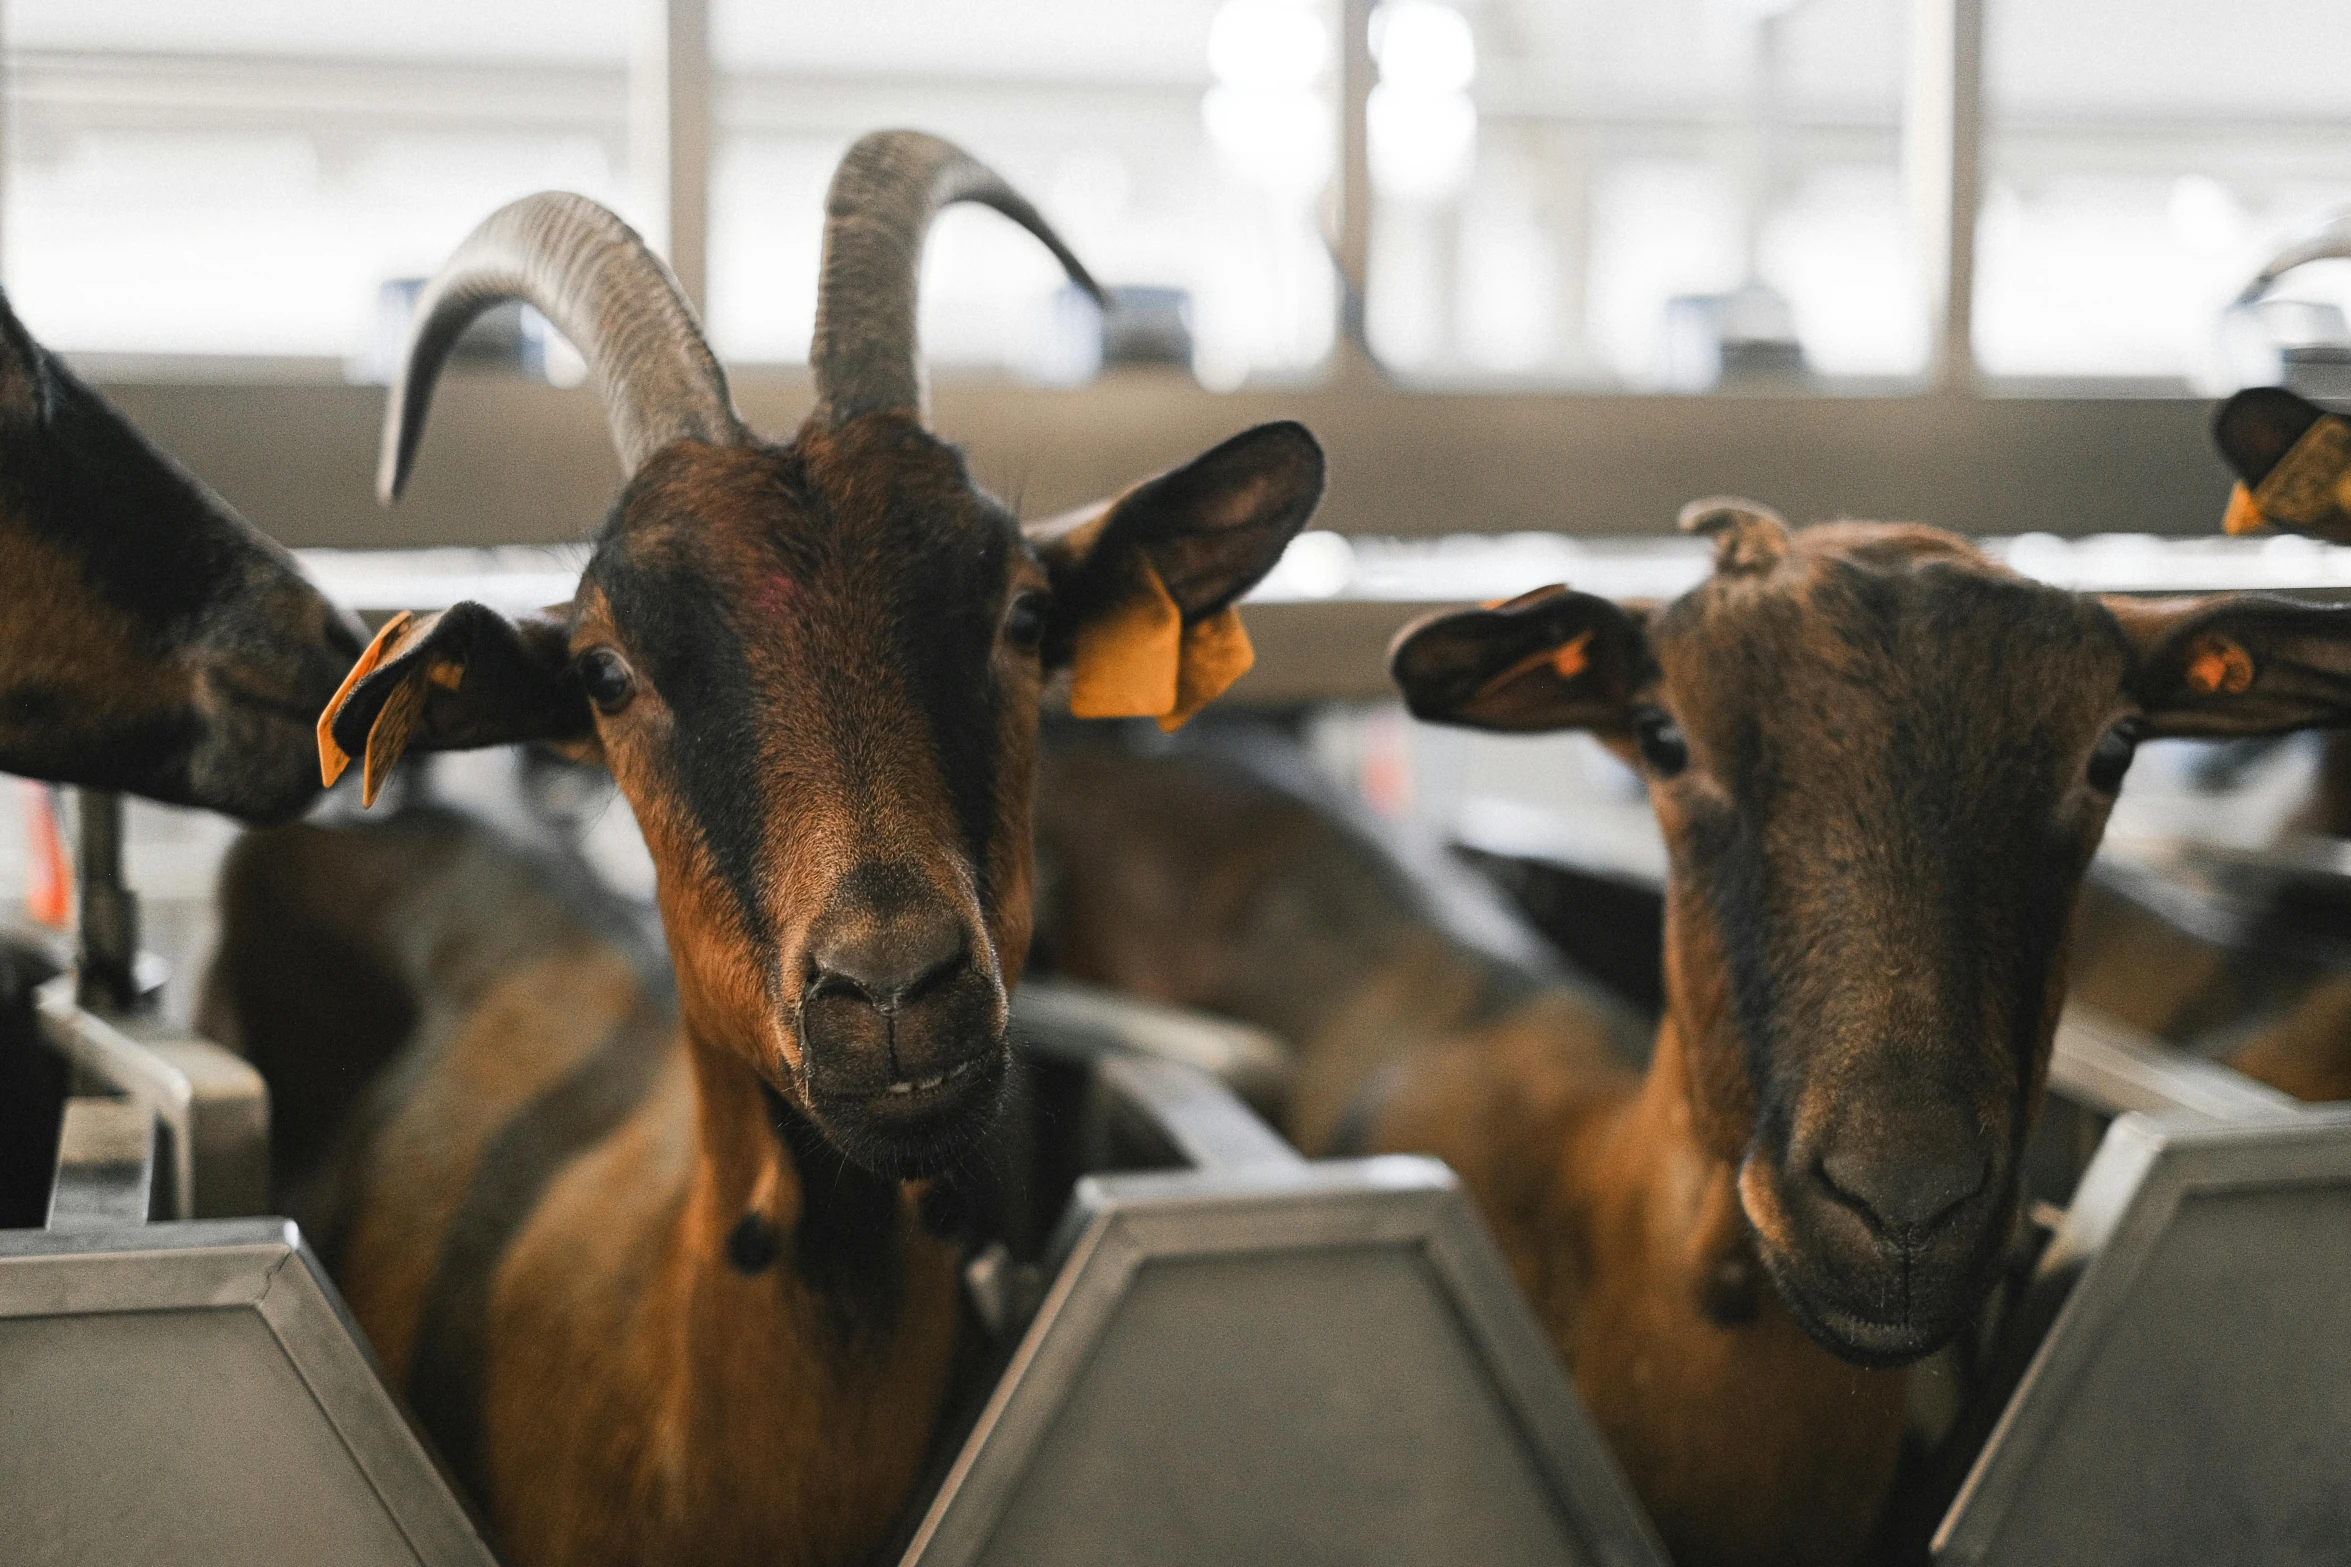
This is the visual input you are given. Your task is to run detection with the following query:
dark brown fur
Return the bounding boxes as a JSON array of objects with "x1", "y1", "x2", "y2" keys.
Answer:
[{"x1": 0, "y1": 284, "x2": 359, "y2": 820}]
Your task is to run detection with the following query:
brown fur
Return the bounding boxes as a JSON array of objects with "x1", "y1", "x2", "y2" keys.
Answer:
[
  {"x1": 1033, "y1": 744, "x2": 1902, "y2": 1567},
  {"x1": 208, "y1": 812, "x2": 963, "y2": 1567},
  {"x1": 1044, "y1": 518, "x2": 2351, "y2": 1565},
  {"x1": 212, "y1": 401, "x2": 1319, "y2": 1562}
]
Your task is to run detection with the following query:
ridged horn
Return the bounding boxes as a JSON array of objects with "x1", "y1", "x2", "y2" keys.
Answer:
[
  {"x1": 379, "y1": 192, "x2": 743, "y2": 504},
  {"x1": 812, "y1": 129, "x2": 1106, "y2": 428}
]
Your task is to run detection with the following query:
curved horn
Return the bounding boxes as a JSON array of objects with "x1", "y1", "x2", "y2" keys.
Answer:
[
  {"x1": 2238, "y1": 209, "x2": 2351, "y2": 306},
  {"x1": 380, "y1": 192, "x2": 744, "y2": 503},
  {"x1": 812, "y1": 129, "x2": 1106, "y2": 428}
]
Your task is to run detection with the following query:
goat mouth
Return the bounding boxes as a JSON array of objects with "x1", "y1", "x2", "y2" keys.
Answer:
[
  {"x1": 809, "y1": 1043, "x2": 1009, "y2": 1179},
  {"x1": 878, "y1": 1054, "x2": 986, "y2": 1100}
]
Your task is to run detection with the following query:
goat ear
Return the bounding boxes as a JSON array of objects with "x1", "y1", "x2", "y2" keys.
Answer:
[
  {"x1": 1389, "y1": 585, "x2": 1650, "y2": 733},
  {"x1": 319, "y1": 601, "x2": 591, "y2": 805},
  {"x1": 2211, "y1": 387, "x2": 2351, "y2": 541},
  {"x1": 2107, "y1": 593, "x2": 2351, "y2": 738},
  {"x1": 1030, "y1": 420, "x2": 1324, "y2": 730}
]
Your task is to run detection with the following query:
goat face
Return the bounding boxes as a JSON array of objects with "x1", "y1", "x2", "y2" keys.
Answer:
[
  {"x1": 316, "y1": 157, "x2": 1321, "y2": 1180},
  {"x1": 1395, "y1": 509, "x2": 2351, "y2": 1366},
  {"x1": 327, "y1": 414, "x2": 1319, "y2": 1180},
  {"x1": 0, "y1": 295, "x2": 362, "y2": 822}
]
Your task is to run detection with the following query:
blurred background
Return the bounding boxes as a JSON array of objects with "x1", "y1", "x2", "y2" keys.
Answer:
[{"x1": 6, "y1": 0, "x2": 2351, "y2": 549}]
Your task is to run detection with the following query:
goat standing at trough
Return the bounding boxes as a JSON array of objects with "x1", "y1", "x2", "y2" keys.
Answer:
[
  {"x1": 203, "y1": 131, "x2": 1323, "y2": 1566},
  {"x1": 1037, "y1": 503, "x2": 2351, "y2": 1567},
  {"x1": 0, "y1": 284, "x2": 360, "y2": 820}
]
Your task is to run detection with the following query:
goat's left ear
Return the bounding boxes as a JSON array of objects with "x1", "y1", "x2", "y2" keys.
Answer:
[
  {"x1": 2108, "y1": 593, "x2": 2351, "y2": 737},
  {"x1": 1390, "y1": 586, "x2": 1652, "y2": 733},
  {"x1": 319, "y1": 601, "x2": 592, "y2": 805},
  {"x1": 1031, "y1": 420, "x2": 1324, "y2": 730}
]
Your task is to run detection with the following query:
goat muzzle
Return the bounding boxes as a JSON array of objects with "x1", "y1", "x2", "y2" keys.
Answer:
[{"x1": 796, "y1": 894, "x2": 1008, "y2": 1177}]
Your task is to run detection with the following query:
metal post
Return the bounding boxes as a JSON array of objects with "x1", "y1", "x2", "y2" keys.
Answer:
[
  {"x1": 631, "y1": 0, "x2": 711, "y2": 314},
  {"x1": 1906, "y1": 0, "x2": 1984, "y2": 391},
  {"x1": 1333, "y1": 0, "x2": 1378, "y2": 380},
  {"x1": 73, "y1": 789, "x2": 139, "y2": 1012}
]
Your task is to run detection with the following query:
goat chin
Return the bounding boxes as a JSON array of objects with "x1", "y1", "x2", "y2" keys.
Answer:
[{"x1": 805, "y1": 1040, "x2": 1012, "y2": 1180}]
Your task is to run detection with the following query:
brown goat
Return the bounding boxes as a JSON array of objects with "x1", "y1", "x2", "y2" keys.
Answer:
[
  {"x1": 1039, "y1": 508, "x2": 2351, "y2": 1567},
  {"x1": 204, "y1": 131, "x2": 1320, "y2": 1565},
  {"x1": 0, "y1": 284, "x2": 360, "y2": 820}
]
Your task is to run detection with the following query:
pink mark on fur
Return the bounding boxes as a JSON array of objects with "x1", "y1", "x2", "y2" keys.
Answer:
[{"x1": 754, "y1": 574, "x2": 796, "y2": 615}]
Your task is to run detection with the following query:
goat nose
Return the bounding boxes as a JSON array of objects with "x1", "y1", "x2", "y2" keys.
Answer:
[
  {"x1": 1817, "y1": 1145, "x2": 1988, "y2": 1242},
  {"x1": 808, "y1": 910, "x2": 966, "y2": 1007}
]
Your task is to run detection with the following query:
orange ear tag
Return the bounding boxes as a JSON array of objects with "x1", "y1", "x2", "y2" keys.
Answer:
[
  {"x1": 2221, "y1": 482, "x2": 2269, "y2": 537},
  {"x1": 1068, "y1": 560, "x2": 1255, "y2": 732},
  {"x1": 318, "y1": 610, "x2": 412, "y2": 789},
  {"x1": 2183, "y1": 634, "x2": 2255, "y2": 696},
  {"x1": 1161, "y1": 608, "x2": 1255, "y2": 733}
]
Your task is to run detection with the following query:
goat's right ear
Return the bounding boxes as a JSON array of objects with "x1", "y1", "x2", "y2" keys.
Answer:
[
  {"x1": 319, "y1": 601, "x2": 591, "y2": 805},
  {"x1": 2213, "y1": 386, "x2": 2351, "y2": 541},
  {"x1": 1030, "y1": 420, "x2": 1324, "y2": 729},
  {"x1": 1389, "y1": 585, "x2": 1650, "y2": 733}
]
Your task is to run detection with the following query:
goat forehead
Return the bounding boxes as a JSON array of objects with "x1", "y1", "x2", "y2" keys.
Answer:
[{"x1": 1664, "y1": 557, "x2": 2125, "y2": 760}]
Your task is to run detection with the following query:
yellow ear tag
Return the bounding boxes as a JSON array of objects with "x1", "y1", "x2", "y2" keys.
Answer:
[
  {"x1": 2221, "y1": 482, "x2": 2269, "y2": 537},
  {"x1": 2252, "y1": 414, "x2": 2351, "y2": 538},
  {"x1": 357, "y1": 657, "x2": 463, "y2": 808},
  {"x1": 1067, "y1": 559, "x2": 1256, "y2": 732},
  {"x1": 1162, "y1": 607, "x2": 1255, "y2": 733},
  {"x1": 318, "y1": 611, "x2": 413, "y2": 789}
]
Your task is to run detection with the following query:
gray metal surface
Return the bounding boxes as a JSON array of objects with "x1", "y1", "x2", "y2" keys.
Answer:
[
  {"x1": 0, "y1": 1220, "x2": 497, "y2": 1566},
  {"x1": 1012, "y1": 979, "x2": 1294, "y2": 1114},
  {"x1": 45, "y1": 1098, "x2": 156, "y2": 1229},
  {"x1": 1936, "y1": 1108, "x2": 2351, "y2": 1566},
  {"x1": 36, "y1": 975, "x2": 270, "y2": 1220},
  {"x1": 904, "y1": 1154, "x2": 1667, "y2": 1567},
  {"x1": 2048, "y1": 1006, "x2": 2300, "y2": 1124}
]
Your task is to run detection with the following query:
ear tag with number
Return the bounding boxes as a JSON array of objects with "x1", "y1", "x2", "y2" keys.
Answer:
[
  {"x1": 1068, "y1": 557, "x2": 1256, "y2": 733},
  {"x1": 318, "y1": 611, "x2": 413, "y2": 789},
  {"x1": 317, "y1": 610, "x2": 467, "y2": 806},
  {"x1": 2238, "y1": 414, "x2": 2351, "y2": 541}
]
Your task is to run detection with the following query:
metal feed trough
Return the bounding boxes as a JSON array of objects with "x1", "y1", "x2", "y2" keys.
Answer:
[
  {"x1": 1933, "y1": 1011, "x2": 2351, "y2": 1565},
  {"x1": 0, "y1": 946, "x2": 1664, "y2": 1567}
]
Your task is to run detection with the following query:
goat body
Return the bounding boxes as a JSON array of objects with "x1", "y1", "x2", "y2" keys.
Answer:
[
  {"x1": 207, "y1": 808, "x2": 960, "y2": 1565},
  {"x1": 1033, "y1": 739, "x2": 1903, "y2": 1567}
]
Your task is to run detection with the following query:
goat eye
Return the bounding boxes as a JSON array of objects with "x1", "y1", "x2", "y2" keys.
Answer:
[
  {"x1": 2087, "y1": 722, "x2": 2139, "y2": 794},
  {"x1": 1003, "y1": 593, "x2": 1048, "y2": 653},
  {"x1": 579, "y1": 648, "x2": 636, "y2": 714},
  {"x1": 1633, "y1": 708, "x2": 1689, "y2": 777}
]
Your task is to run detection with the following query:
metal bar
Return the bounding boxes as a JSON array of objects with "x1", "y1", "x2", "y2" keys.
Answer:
[
  {"x1": 1332, "y1": 0, "x2": 1376, "y2": 378},
  {"x1": 72, "y1": 788, "x2": 141, "y2": 1011},
  {"x1": 37, "y1": 975, "x2": 271, "y2": 1220},
  {"x1": 46, "y1": 1096, "x2": 155, "y2": 1229},
  {"x1": 1906, "y1": 0, "x2": 1984, "y2": 391},
  {"x1": 2049, "y1": 1005, "x2": 2300, "y2": 1125},
  {"x1": 631, "y1": 0, "x2": 710, "y2": 312},
  {"x1": 1012, "y1": 979, "x2": 1293, "y2": 1108},
  {"x1": 1093, "y1": 1053, "x2": 1304, "y2": 1172}
]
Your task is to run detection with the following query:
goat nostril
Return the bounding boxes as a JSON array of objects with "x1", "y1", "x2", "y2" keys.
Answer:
[
  {"x1": 807, "y1": 920, "x2": 967, "y2": 1009},
  {"x1": 1815, "y1": 1149, "x2": 1988, "y2": 1242}
]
